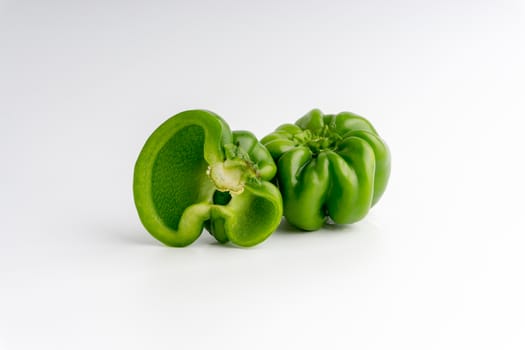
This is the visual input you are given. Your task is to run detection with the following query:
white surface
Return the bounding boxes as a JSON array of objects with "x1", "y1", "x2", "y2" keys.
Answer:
[{"x1": 1, "y1": 1, "x2": 525, "y2": 349}]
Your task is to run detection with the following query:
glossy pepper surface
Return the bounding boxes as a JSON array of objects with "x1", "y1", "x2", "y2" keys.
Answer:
[
  {"x1": 261, "y1": 109, "x2": 390, "y2": 231},
  {"x1": 134, "y1": 110, "x2": 283, "y2": 247}
]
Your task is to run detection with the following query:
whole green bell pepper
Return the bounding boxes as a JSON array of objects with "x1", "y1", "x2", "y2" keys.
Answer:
[
  {"x1": 134, "y1": 110, "x2": 283, "y2": 247},
  {"x1": 261, "y1": 109, "x2": 390, "y2": 231}
]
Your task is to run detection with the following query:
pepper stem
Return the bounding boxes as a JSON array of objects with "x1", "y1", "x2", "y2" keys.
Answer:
[
  {"x1": 207, "y1": 159, "x2": 254, "y2": 195},
  {"x1": 293, "y1": 126, "x2": 341, "y2": 155}
]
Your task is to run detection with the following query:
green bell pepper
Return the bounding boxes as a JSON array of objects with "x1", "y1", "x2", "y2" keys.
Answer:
[
  {"x1": 261, "y1": 109, "x2": 390, "y2": 231},
  {"x1": 133, "y1": 110, "x2": 283, "y2": 247}
]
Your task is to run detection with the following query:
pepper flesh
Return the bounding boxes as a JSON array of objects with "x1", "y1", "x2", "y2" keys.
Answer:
[
  {"x1": 261, "y1": 109, "x2": 390, "y2": 231},
  {"x1": 133, "y1": 110, "x2": 283, "y2": 247}
]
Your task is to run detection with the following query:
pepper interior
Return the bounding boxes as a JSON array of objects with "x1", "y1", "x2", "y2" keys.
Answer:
[{"x1": 150, "y1": 125, "x2": 215, "y2": 230}]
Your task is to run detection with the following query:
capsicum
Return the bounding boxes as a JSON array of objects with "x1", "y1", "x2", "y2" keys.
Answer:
[
  {"x1": 261, "y1": 109, "x2": 390, "y2": 231},
  {"x1": 133, "y1": 110, "x2": 283, "y2": 247}
]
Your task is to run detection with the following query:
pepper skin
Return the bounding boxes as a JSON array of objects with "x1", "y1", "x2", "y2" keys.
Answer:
[
  {"x1": 134, "y1": 110, "x2": 283, "y2": 247},
  {"x1": 261, "y1": 109, "x2": 390, "y2": 231}
]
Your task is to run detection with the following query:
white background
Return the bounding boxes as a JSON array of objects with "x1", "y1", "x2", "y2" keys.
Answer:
[{"x1": 1, "y1": 0, "x2": 525, "y2": 349}]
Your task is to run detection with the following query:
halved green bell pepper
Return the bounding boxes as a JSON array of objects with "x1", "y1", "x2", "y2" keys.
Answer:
[
  {"x1": 133, "y1": 110, "x2": 283, "y2": 247},
  {"x1": 261, "y1": 109, "x2": 390, "y2": 231}
]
